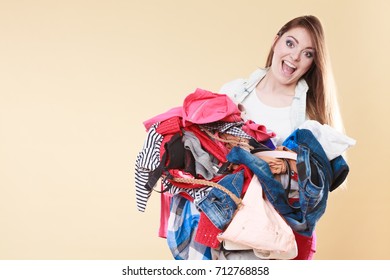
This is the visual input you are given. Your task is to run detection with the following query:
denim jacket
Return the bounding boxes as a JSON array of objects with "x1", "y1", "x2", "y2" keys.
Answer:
[{"x1": 220, "y1": 68, "x2": 309, "y2": 131}]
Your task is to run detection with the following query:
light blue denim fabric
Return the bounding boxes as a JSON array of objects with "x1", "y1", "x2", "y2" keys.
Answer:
[
  {"x1": 196, "y1": 170, "x2": 244, "y2": 230},
  {"x1": 226, "y1": 128, "x2": 344, "y2": 237}
]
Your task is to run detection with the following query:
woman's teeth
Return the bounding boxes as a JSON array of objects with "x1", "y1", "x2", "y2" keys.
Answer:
[{"x1": 282, "y1": 61, "x2": 296, "y2": 74}]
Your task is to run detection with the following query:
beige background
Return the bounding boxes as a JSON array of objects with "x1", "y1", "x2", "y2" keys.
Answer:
[{"x1": 0, "y1": 0, "x2": 389, "y2": 260}]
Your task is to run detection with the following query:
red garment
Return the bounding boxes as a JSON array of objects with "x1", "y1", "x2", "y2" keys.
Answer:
[
  {"x1": 195, "y1": 212, "x2": 223, "y2": 248},
  {"x1": 293, "y1": 231, "x2": 317, "y2": 260},
  {"x1": 157, "y1": 117, "x2": 183, "y2": 161},
  {"x1": 156, "y1": 116, "x2": 182, "y2": 135},
  {"x1": 184, "y1": 125, "x2": 227, "y2": 163}
]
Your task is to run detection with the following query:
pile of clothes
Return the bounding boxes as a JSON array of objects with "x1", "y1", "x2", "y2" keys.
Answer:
[{"x1": 135, "y1": 88, "x2": 356, "y2": 260}]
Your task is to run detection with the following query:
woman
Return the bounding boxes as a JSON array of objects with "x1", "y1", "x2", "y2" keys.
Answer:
[{"x1": 219, "y1": 15, "x2": 344, "y2": 259}]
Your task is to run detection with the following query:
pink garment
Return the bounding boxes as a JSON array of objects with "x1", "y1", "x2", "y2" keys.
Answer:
[
  {"x1": 143, "y1": 106, "x2": 182, "y2": 131},
  {"x1": 182, "y1": 88, "x2": 241, "y2": 126},
  {"x1": 242, "y1": 120, "x2": 276, "y2": 142},
  {"x1": 144, "y1": 88, "x2": 242, "y2": 130},
  {"x1": 158, "y1": 192, "x2": 172, "y2": 238},
  {"x1": 217, "y1": 175, "x2": 297, "y2": 259}
]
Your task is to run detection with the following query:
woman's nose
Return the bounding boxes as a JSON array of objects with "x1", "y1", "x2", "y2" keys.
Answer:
[{"x1": 290, "y1": 51, "x2": 301, "y2": 61}]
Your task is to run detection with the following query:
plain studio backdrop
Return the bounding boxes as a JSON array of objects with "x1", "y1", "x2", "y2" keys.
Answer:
[{"x1": 1, "y1": 0, "x2": 389, "y2": 260}]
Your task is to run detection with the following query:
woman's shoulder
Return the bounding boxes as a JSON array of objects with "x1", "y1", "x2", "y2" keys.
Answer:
[
  {"x1": 219, "y1": 77, "x2": 246, "y2": 96},
  {"x1": 219, "y1": 68, "x2": 267, "y2": 102}
]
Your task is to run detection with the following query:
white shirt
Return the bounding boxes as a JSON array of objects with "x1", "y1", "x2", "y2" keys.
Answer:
[
  {"x1": 220, "y1": 68, "x2": 309, "y2": 146},
  {"x1": 242, "y1": 89, "x2": 292, "y2": 146}
]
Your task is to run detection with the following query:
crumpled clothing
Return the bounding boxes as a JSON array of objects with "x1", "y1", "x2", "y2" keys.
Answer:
[
  {"x1": 253, "y1": 146, "x2": 298, "y2": 175},
  {"x1": 242, "y1": 120, "x2": 276, "y2": 142},
  {"x1": 199, "y1": 121, "x2": 251, "y2": 139},
  {"x1": 183, "y1": 130, "x2": 219, "y2": 180},
  {"x1": 297, "y1": 120, "x2": 356, "y2": 160}
]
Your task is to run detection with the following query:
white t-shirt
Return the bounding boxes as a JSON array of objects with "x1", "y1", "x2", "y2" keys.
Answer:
[{"x1": 241, "y1": 89, "x2": 293, "y2": 146}]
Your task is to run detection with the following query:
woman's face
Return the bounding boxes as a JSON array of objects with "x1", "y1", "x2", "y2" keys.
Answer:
[{"x1": 270, "y1": 27, "x2": 315, "y2": 86}]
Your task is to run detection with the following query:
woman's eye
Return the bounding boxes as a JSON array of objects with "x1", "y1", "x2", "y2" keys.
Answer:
[
  {"x1": 286, "y1": 40, "x2": 294, "y2": 48},
  {"x1": 303, "y1": 51, "x2": 314, "y2": 58}
]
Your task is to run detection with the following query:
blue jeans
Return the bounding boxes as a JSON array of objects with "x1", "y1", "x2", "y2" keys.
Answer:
[
  {"x1": 283, "y1": 128, "x2": 349, "y2": 192},
  {"x1": 227, "y1": 129, "x2": 333, "y2": 236},
  {"x1": 196, "y1": 170, "x2": 244, "y2": 230}
]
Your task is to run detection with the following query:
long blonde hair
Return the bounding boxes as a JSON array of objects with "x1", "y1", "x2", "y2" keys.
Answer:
[{"x1": 266, "y1": 15, "x2": 344, "y2": 132}]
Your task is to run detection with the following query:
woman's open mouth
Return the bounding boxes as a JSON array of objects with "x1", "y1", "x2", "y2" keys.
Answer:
[{"x1": 282, "y1": 60, "x2": 296, "y2": 75}]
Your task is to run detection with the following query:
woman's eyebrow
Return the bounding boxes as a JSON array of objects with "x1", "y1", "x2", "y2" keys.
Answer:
[
  {"x1": 287, "y1": 35, "x2": 299, "y2": 44},
  {"x1": 287, "y1": 35, "x2": 315, "y2": 50}
]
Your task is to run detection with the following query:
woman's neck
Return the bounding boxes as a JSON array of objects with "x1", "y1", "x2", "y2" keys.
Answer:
[
  {"x1": 255, "y1": 72, "x2": 296, "y2": 107},
  {"x1": 257, "y1": 71, "x2": 295, "y2": 95}
]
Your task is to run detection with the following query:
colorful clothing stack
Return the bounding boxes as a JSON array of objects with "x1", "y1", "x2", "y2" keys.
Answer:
[{"x1": 134, "y1": 88, "x2": 356, "y2": 260}]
